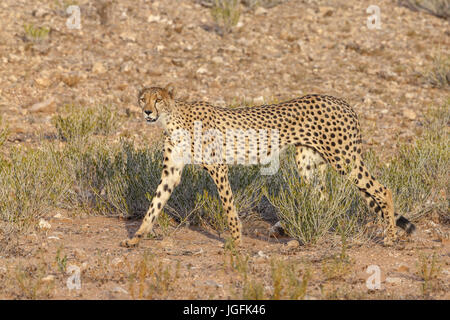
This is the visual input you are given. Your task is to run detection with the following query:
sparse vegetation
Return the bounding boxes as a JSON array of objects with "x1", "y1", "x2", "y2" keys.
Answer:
[
  {"x1": 424, "y1": 52, "x2": 450, "y2": 88},
  {"x1": 0, "y1": 115, "x2": 8, "y2": 148},
  {"x1": 53, "y1": 105, "x2": 118, "y2": 142},
  {"x1": 416, "y1": 251, "x2": 442, "y2": 296},
  {"x1": 224, "y1": 242, "x2": 311, "y2": 299},
  {"x1": 241, "y1": 0, "x2": 285, "y2": 9},
  {"x1": 126, "y1": 252, "x2": 180, "y2": 299},
  {"x1": 265, "y1": 152, "x2": 369, "y2": 245},
  {"x1": 399, "y1": 0, "x2": 450, "y2": 20},
  {"x1": 13, "y1": 260, "x2": 53, "y2": 299},
  {"x1": 23, "y1": 24, "x2": 50, "y2": 42},
  {"x1": 1, "y1": 99, "x2": 448, "y2": 242},
  {"x1": 211, "y1": 0, "x2": 241, "y2": 34},
  {"x1": 371, "y1": 100, "x2": 449, "y2": 222},
  {"x1": 55, "y1": 246, "x2": 68, "y2": 273}
]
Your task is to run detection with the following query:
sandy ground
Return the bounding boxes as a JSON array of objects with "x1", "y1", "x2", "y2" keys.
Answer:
[{"x1": 0, "y1": 213, "x2": 448, "y2": 299}]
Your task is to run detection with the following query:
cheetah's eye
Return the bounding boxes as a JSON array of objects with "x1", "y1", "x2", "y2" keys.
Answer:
[{"x1": 155, "y1": 99, "x2": 162, "y2": 104}]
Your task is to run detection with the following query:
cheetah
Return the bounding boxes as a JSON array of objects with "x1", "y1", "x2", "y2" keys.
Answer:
[{"x1": 120, "y1": 84, "x2": 415, "y2": 248}]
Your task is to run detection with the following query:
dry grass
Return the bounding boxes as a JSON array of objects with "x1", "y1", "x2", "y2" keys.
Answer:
[
  {"x1": 416, "y1": 251, "x2": 442, "y2": 296},
  {"x1": 0, "y1": 99, "x2": 448, "y2": 245},
  {"x1": 223, "y1": 241, "x2": 311, "y2": 299},
  {"x1": 424, "y1": 52, "x2": 450, "y2": 88},
  {"x1": 210, "y1": 0, "x2": 241, "y2": 34}
]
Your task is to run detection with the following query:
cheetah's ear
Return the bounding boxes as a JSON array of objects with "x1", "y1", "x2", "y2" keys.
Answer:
[{"x1": 165, "y1": 83, "x2": 175, "y2": 99}]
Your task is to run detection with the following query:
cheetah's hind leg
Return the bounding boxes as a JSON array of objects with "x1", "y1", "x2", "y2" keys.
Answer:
[{"x1": 295, "y1": 146, "x2": 328, "y2": 199}]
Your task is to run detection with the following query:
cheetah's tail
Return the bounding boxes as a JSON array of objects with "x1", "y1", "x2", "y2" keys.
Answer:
[{"x1": 395, "y1": 214, "x2": 416, "y2": 234}]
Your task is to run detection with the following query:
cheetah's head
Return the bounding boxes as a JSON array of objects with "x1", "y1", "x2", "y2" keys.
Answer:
[{"x1": 137, "y1": 84, "x2": 175, "y2": 123}]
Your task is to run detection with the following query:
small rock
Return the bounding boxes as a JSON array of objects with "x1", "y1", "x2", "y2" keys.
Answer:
[
  {"x1": 120, "y1": 61, "x2": 134, "y2": 73},
  {"x1": 286, "y1": 240, "x2": 300, "y2": 249},
  {"x1": 385, "y1": 277, "x2": 402, "y2": 284},
  {"x1": 35, "y1": 77, "x2": 52, "y2": 88},
  {"x1": 212, "y1": 56, "x2": 224, "y2": 64},
  {"x1": 255, "y1": 7, "x2": 268, "y2": 15},
  {"x1": 402, "y1": 109, "x2": 417, "y2": 120},
  {"x1": 119, "y1": 32, "x2": 137, "y2": 42},
  {"x1": 81, "y1": 262, "x2": 88, "y2": 271},
  {"x1": 148, "y1": 15, "x2": 161, "y2": 23},
  {"x1": 318, "y1": 6, "x2": 334, "y2": 17},
  {"x1": 112, "y1": 286, "x2": 128, "y2": 295},
  {"x1": 53, "y1": 213, "x2": 63, "y2": 219},
  {"x1": 92, "y1": 62, "x2": 107, "y2": 74},
  {"x1": 193, "y1": 248, "x2": 204, "y2": 256},
  {"x1": 61, "y1": 74, "x2": 81, "y2": 87},
  {"x1": 112, "y1": 257, "x2": 124, "y2": 268},
  {"x1": 269, "y1": 221, "x2": 285, "y2": 236},
  {"x1": 397, "y1": 265, "x2": 410, "y2": 273},
  {"x1": 204, "y1": 280, "x2": 223, "y2": 288},
  {"x1": 32, "y1": 8, "x2": 50, "y2": 18},
  {"x1": 29, "y1": 97, "x2": 56, "y2": 113},
  {"x1": 257, "y1": 251, "x2": 268, "y2": 259},
  {"x1": 171, "y1": 58, "x2": 184, "y2": 67},
  {"x1": 74, "y1": 248, "x2": 87, "y2": 260},
  {"x1": 196, "y1": 66, "x2": 208, "y2": 74},
  {"x1": 39, "y1": 218, "x2": 51, "y2": 230},
  {"x1": 253, "y1": 96, "x2": 264, "y2": 105},
  {"x1": 42, "y1": 275, "x2": 55, "y2": 282},
  {"x1": 48, "y1": 236, "x2": 60, "y2": 240}
]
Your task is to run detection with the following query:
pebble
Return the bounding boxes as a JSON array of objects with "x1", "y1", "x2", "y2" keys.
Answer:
[
  {"x1": 38, "y1": 218, "x2": 51, "y2": 230},
  {"x1": 112, "y1": 286, "x2": 128, "y2": 295},
  {"x1": 35, "y1": 77, "x2": 52, "y2": 88},
  {"x1": 204, "y1": 280, "x2": 223, "y2": 288},
  {"x1": 286, "y1": 240, "x2": 300, "y2": 249},
  {"x1": 196, "y1": 66, "x2": 208, "y2": 74},
  {"x1": 111, "y1": 257, "x2": 124, "y2": 267},
  {"x1": 253, "y1": 96, "x2": 264, "y2": 104},
  {"x1": 255, "y1": 7, "x2": 268, "y2": 15},
  {"x1": 92, "y1": 62, "x2": 107, "y2": 74},
  {"x1": 385, "y1": 277, "x2": 402, "y2": 284},
  {"x1": 402, "y1": 109, "x2": 417, "y2": 120},
  {"x1": 42, "y1": 275, "x2": 55, "y2": 282},
  {"x1": 397, "y1": 265, "x2": 410, "y2": 273},
  {"x1": 29, "y1": 98, "x2": 56, "y2": 113}
]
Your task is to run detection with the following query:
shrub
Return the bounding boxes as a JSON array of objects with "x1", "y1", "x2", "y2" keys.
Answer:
[{"x1": 211, "y1": 0, "x2": 241, "y2": 34}]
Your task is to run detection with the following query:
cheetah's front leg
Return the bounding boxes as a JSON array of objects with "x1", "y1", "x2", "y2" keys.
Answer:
[
  {"x1": 120, "y1": 142, "x2": 184, "y2": 248},
  {"x1": 203, "y1": 164, "x2": 242, "y2": 246}
]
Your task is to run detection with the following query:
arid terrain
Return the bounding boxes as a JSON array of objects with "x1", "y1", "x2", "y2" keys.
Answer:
[{"x1": 0, "y1": 0, "x2": 449, "y2": 300}]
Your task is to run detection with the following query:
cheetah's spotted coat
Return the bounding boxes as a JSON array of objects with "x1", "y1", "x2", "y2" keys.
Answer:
[{"x1": 120, "y1": 84, "x2": 415, "y2": 248}]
